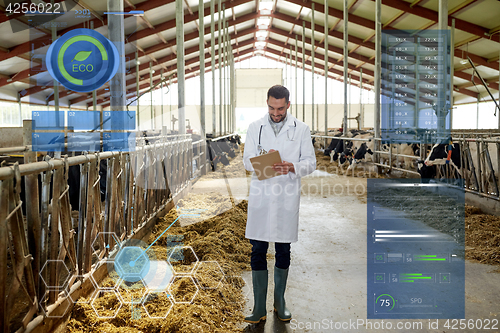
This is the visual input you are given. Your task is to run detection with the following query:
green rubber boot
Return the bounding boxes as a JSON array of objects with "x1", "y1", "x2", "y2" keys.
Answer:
[
  {"x1": 244, "y1": 270, "x2": 268, "y2": 323},
  {"x1": 273, "y1": 266, "x2": 292, "y2": 321}
]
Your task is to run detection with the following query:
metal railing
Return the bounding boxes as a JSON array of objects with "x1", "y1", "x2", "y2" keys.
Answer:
[
  {"x1": 311, "y1": 134, "x2": 421, "y2": 176},
  {"x1": 313, "y1": 131, "x2": 500, "y2": 200},
  {"x1": 452, "y1": 133, "x2": 500, "y2": 199},
  {"x1": 0, "y1": 132, "x2": 194, "y2": 332}
]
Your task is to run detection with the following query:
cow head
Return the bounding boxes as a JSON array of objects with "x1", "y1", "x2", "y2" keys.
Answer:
[
  {"x1": 417, "y1": 159, "x2": 436, "y2": 180},
  {"x1": 411, "y1": 143, "x2": 420, "y2": 157}
]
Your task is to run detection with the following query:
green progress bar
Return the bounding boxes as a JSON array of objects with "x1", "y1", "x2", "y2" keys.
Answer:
[
  {"x1": 415, "y1": 258, "x2": 446, "y2": 261},
  {"x1": 401, "y1": 280, "x2": 414, "y2": 282},
  {"x1": 402, "y1": 276, "x2": 432, "y2": 280}
]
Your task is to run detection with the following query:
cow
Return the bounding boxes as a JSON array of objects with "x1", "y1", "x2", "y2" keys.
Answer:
[
  {"x1": 330, "y1": 139, "x2": 354, "y2": 165},
  {"x1": 206, "y1": 140, "x2": 231, "y2": 171},
  {"x1": 347, "y1": 142, "x2": 374, "y2": 170},
  {"x1": 227, "y1": 135, "x2": 241, "y2": 150},
  {"x1": 313, "y1": 130, "x2": 342, "y2": 150},
  {"x1": 378, "y1": 143, "x2": 420, "y2": 174},
  {"x1": 378, "y1": 142, "x2": 420, "y2": 174},
  {"x1": 417, "y1": 141, "x2": 461, "y2": 180},
  {"x1": 217, "y1": 139, "x2": 236, "y2": 158},
  {"x1": 324, "y1": 133, "x2": 343, "y2": 156}
]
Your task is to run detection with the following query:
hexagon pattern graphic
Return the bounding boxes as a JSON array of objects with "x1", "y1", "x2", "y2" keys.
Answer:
[
  {"x1": 143, "y1": 260, "x2": 174, "y2": 291},
  {"x1": 114, "y1": 239, "x2": 156, "y2": 282},
  {"x1": 85, "y1": 242, "x2": 242, "y2": 319},
  {"x1": 91, "y1": 289, "x2": 123, "y2": 319},
  {"x1": 91, "y1": 232, "x2": 121, "y2": 259},
  {"x1": 169, "y1": 275, "x2": 199, "y2": 304},
  {"x1": 167, "y1": 245, "x2": 199, "y2": 275},
  {"x1": 70, "y1": 275, "x2": 98, "y2": 304},
  {"x1": 39, "y1": 259, "x2": 71, "y2": 289},
  {"x1": 142, "y1": 290, "x2": 174, "y2": 319},
  {"x1": 194, "y1": 261, "x2": 225, "y2": 290},
  {"x1": 39, "y1": 290, "x2": 72, "y2": 318},
  {"x1": 220, "y1": 275, "x2": 250, "y2": 305},
  {"x1": 91, "y1": 260, "x2": 121, "y2": 289},
  {"x1": 116, "y1": 279, "x2": 148, "y2": 304}
]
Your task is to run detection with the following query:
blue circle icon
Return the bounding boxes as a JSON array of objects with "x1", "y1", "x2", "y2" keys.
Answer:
[
  {"x1": 46, "y1": 28, "x2": 120, "y2": 93},
  {"x1": 115, "y1": 246, "x2": 151, "y2": 283},
  {"x1": 113, "y1": 239, "x2": 157, "y2": 283}
]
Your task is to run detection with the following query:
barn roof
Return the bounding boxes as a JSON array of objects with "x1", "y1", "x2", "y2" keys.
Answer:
[{"x1": 0, "y1": 0, "x2": 498, "y2": 110}]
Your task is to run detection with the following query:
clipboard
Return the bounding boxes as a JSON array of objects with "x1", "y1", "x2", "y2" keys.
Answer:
[{"x1": 249, "y1": 150, "x2": 282, "y2": 180}]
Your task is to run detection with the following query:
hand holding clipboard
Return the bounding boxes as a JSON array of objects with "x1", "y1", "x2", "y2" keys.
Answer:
[{"x1": 249, "y1": 150, "x2": 296, "y2": 180}]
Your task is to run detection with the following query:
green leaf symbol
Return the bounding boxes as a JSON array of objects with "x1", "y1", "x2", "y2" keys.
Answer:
[{"x1": 71, "y1": 51, "x2": 92, "y2": 62}]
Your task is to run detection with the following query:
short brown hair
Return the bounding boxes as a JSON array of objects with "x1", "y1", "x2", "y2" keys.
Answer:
[{"x1": 267, "y1": 85, "x2": 290, "y2": 104}]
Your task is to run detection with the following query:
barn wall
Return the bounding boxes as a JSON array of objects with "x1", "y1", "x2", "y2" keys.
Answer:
[
  {"x1": 0, "y1": 127, "x2": 23, "y2": 147},
  {"x1": 236, "y1": 68, "x2": 283, "y2": 108},
  {"x1": 133, "y1": 103, "x2": 377, "y2": 134},
  {"x1": 293, "y1": 104, "x2": 375, "y2": 131}
]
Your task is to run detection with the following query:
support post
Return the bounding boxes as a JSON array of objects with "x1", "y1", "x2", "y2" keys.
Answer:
[
  {"x1": 107, "y1": 0, "x2": 126, "y2": 112},
  {"x1": 343, "y1": 0, "x2": 348, "y2": 135},
  {"x1": 302, "y1": 21, "x2": 306, "y2": 123},
  {"x1": 311, "y1": 2, "x2": 315, "y2": 132},
  {"x1": 295, "y1": 35, "x2": 298, "y2": 119},
  {"x1": 222, "y1": 5, "x2": 226, "y2": 136},
  {"x1": 231, "y1": 49, "x2": 236, "y2": 133},
  {"x1": 161, "y1": 68, "x2": 164, "y2": 129},
  {"x1": 23, "y1": 119, "x2": 41, "y2": 309},
  {"x1": 290, "y1": 45, "x2": 293, "y2": 116},
  {"x1": 324, "y1": 3, "x2": 328, "y2": 137},
  {"x1": 17, "y1": 92, "x2": 22, "y2": 127},
  {"x1": 176, "y1": 0, "x2": 186, "y2": 134},
  {"x1": 224, "y1": 12, "x2": 228, "y2": 135},
  {"x1": 218, "y1": 0, "x2": 222, "y2": 137},
  {"x1": 135, "y1": 50, "x2": 140, "y2": 129},
  {"x1": 349, "y1": 73, "x2": 352, "y2": 123},
  {"x1": 415, "y1": 38, "x2": 420, "y2": 129},
  {"x1": 286, "y1": 52, "x2": 289, "y2": 87},
  {"x1": 360, "y1": 68, "x2": 364, "y2": 128},
  {"x1": 211, "y1": 0, "x2": 216, "y2": 136},
  {"x1": 91, "y1": 22, "x2": 97, "y2": 114},
  {"x1": 450, "y1": 18, "x2": 455, "y2": 129},
  {"x1": 199, "y1": 0, "x2": 205, "y2": 139},
  {"x1": 52, "y1": 0, "x2": 59, "y2": 129},
  {"x1": 437, "y1": 0, "x2": 448, "y2": 136},
  {"x1": 477, "y1": 97, "x2": 480, "y2": 129},
  {"x1": 375, "y1": 0, "x2": 381, "y2": 165},
  {"x1": 150, "y1": 61, "x2": 154, "y2": 130}
]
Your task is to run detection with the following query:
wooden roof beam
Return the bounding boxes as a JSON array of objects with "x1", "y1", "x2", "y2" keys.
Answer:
[{"x1": 373, "y1": 0, "x2": 499, "y2": 43}]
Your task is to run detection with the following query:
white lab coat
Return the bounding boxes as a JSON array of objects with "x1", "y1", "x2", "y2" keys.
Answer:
[{"x1": 243, "y1": 113, "x2": 316, "y2": 243}]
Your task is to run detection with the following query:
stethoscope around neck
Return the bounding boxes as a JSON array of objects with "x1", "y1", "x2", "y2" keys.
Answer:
[{"x1": 257, "y1": 120, "x2": 297, "y2": 155}]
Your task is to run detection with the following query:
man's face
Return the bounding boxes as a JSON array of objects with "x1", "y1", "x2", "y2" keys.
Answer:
[{"x1": 267, "y1": 96, "x2": 290, "y2": 123}]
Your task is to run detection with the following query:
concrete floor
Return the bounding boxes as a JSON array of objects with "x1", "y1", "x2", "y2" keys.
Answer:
[{"x1": 194, "y1": 171, "x2": 500, "y2": 333}]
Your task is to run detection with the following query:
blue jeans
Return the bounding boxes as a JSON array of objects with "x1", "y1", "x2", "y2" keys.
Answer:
[{"x1": 250, "y1": 239, "x2": 291, "y2": 271}]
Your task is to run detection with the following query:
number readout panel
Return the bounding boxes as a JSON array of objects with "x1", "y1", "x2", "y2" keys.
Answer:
[
  {"x1": 31, "y1": 111, "x2": 136, "y2": 152},
  {"x1": 367, "y1": 179, "x2": 465, "y2": 319},
  {"x1": 381, "y1": 30, "x2": 451, "y2": 144}
]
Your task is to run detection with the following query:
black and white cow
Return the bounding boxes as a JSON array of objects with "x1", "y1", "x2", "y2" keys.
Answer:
[
  {"x1": 324, "y1": 133, "x2": 343, "y2": 156},
  {"x1": 417, "y1": 141, "x2": 461, "y2": 179},
  {"x1": 330, "y1": 139, "x2": 354, "y2": 165},
  {"x1": 347, "y1": 142, "x2": 374, "y2": 170}
]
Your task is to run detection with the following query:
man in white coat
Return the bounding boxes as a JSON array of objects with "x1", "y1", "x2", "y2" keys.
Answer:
[{"x1": 243, "y1": 85, "x2": 316, "y2": 323}]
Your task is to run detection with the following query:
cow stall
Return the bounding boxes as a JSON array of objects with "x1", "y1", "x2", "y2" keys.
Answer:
[
  {"x1": 0, "y1": 128, "x2": 208, "y2": 333},
  {"x1": 312, "y1": 129, "x2": 500, "y2": 215}
]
